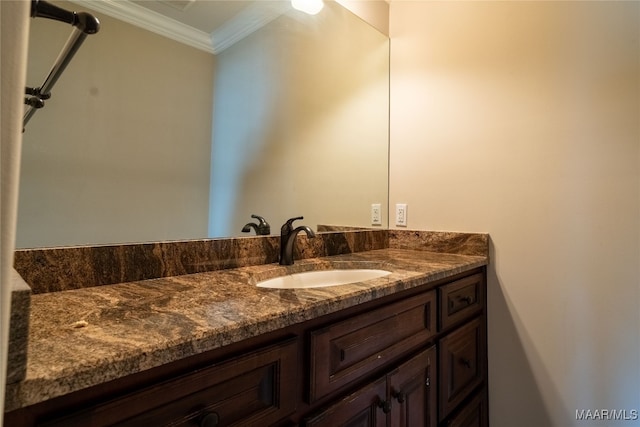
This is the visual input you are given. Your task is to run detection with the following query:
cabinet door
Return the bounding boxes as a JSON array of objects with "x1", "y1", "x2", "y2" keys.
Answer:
[
  {"x1": 304, "y1": 376, "x2": 387, "y2": 427},
  {"x1": 388, "y1": 346, "x2": 437, "y2": 427},
  {"x1": 439, "y1": 317, "x2": 485, "y2": 420},
  {"x1": 445, "y1": 389, "x2": 487, "y2": 427}
]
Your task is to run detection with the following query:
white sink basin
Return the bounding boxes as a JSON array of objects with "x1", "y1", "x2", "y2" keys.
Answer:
[{"x1": 257, "y1": 269, "x2": 391, "y2": 289}]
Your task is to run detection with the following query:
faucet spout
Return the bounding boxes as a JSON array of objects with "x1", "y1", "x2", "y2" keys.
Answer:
[
  {"x1": 280, "y1": 217, "x2": 316, "y2": 265},
  {"x1": 241, "y1": 214, "x2": 271, "y2": 235},
  {"x1": 241, "y1": 223, "x2": 258, "y2": 233}
]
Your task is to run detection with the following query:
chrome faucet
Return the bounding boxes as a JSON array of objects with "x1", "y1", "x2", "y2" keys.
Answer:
[
  {"x1": 241, "y1": 214, "x2": 271, "y2": 236},
  {"x1": 280, "y1": 216, "x2": 316, "y2": 265}
]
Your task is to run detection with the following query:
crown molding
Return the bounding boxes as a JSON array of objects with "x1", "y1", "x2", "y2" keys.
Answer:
[
  {"x1": 68, "y1": 0, "x2": 215, "y2": 53},
  {"x1": 211, "y1": 1, "x2": 291, "y2": 53},
  {"x1": 67, "y1": 0, "x2": 291, "y2": 55}
]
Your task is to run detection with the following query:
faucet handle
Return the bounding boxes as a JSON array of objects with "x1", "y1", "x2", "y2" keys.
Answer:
[
  {"x1": 250, "y1": 214, "x2": 270, "y2": 235},
  {"x1": 282, "y1": 216, "x2": 304, "y2": 233},
  {"x1": 251, "y1": 214, "x2": 268, "y2": 225}
]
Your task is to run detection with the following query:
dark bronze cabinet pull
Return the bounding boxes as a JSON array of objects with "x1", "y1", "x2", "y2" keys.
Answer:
[
  {"x1": 460, "y1": 358, "x2": 472, "y2": 368},
  {"x1": 377, "y1": 399, "x2": 392, "y2": 414},
  {"x1": 392, "y1": 390, "x2": 406, "y2": 403},
  {"x1": 459, "y1": 295, "x2": 473, "y2": 304},
  {"x1": 200, "y1": 412, "x2": 219, "y2": 427}
]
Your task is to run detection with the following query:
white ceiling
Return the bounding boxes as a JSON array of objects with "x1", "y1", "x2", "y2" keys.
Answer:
[{"x1": 132, "y1": 0, "x2": 258, "y2": 33}]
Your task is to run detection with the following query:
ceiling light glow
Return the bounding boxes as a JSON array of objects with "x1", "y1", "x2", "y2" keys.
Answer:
[{"x1": 291, "y1": 0, "x2": 324, "y2": 15}]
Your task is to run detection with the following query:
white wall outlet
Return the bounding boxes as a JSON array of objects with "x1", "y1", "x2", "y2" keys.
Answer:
[
  {"x1": 395, "y1": 203, "x2": 408, "y2": 227},
  {"x1": 371, "y1": 203, "x2": 382, "y2": 225}
]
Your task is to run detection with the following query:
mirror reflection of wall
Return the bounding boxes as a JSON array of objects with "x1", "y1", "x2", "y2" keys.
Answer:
[
  {"x1": 17, "y1": 0, "x2": 389, "y2": 249},
  {"x1": 210, "y1": 1, "x2": 389, "y2": 237}
]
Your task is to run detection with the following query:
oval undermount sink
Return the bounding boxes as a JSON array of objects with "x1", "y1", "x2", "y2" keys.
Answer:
[{"x1": 257, "y1": 269, "x2": 392, "y2": 289}]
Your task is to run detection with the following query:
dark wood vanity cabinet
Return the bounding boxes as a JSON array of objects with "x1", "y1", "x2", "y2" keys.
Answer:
[
  {"x1": 303, "y1": 270, "x2": 486, "y2": 427},
  {"x1": 305, "y1": 346, "x2": 437, "y2": 427},
  {"x1": 5, "y1": 267, "x2": 488, "y2": 427}
]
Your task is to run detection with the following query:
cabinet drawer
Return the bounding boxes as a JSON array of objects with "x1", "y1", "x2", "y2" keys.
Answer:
[
  {"x1": 309, "y1": 290, "x2": 436, "y2": 402},
  {"x1": 439, "y1": 317, "x2": 485, "y2": 420},
  {"x1": 41, "y1": 338, "x2": 298, "y2": 427},
  {"x1": 439, "y1": 273, "x2": 483, "y2": 331}
]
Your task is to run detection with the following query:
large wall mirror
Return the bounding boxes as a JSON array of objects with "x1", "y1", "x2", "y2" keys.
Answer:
[{"x1": 17, "y1": 0, "x2": 389, "y2": 248}]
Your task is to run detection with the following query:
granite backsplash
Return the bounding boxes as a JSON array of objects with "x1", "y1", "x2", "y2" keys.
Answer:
[{"x1": 14, "y1": 229, "x2": 488, "y2": 294}]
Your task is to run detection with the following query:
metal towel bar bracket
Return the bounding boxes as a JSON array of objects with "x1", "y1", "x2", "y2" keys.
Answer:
[{"x1": 23, "y1": 0, "x2": 100, "y2": 130}]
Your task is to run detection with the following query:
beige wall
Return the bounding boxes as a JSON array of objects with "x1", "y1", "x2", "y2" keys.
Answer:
[
  {"x1": 389, "y1": 1, "x2": 639, "y2": 425},
  {"x1": 18, "y1": 2, "x2": 214, "y2": 247},
  {"x1": 337, "y1": 0, "x2": 389, "y2": 36}
]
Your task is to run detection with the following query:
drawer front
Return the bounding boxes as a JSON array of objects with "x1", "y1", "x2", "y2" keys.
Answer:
[
  {"x1": 439, "y1": 273, "x2": 483, "y2": 331},
  {"x1": 309, "y1": 290, "x2": 436, "y2": 402},
  {"x1": 439, "y1": 317, "x2": 485, "y2": 420},
  {"x1": 41, "y1": 338, "x2": 298, "y2": 427},
  {"x1": 445, "y1": 388, "x2": 488, "y2": 427}
]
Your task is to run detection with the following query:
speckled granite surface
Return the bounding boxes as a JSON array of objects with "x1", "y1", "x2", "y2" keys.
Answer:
[
  {"x1": 389, "y1": 230, "x2": 489, "y2": 257},
  {"x1": 316, "y1": 225, "x2": 374, "y2": 232},
  {"x1": 7, "y1": 270, "x2": 31, "y2": 385},
  {"x1": 5, "y1": 248, "x2": 487, "y2": 412}
]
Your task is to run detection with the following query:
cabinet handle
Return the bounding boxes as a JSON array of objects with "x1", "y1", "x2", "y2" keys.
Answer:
[
  {"x1": 378, "y1": 399, "x2": 392, "y2": 414},
  {"x1": 460, "y1": 358, "x2": 472, "y2": 368},
  {"x1": 200, "y1": 412, "x2": 220, "y2": 427},
  {"x1": 392, "y1": 390, "x2": 406, "y2": 403},
  {"x1": 459, "y1": 295, "x2": 473, "y2": 304}
]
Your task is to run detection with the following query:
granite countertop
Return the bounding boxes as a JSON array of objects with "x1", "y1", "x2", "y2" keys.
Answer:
[{"x1": 5, "y1": 248, "x2": 487, "y2": 412}]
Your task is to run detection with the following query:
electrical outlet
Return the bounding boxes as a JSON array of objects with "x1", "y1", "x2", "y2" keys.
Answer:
[
  {"x1": 395, "y1": 203, "x2": 407, "y2": 227},
  {"x1": 371, "y1": 203, "x2": 382, "y2": 225}
]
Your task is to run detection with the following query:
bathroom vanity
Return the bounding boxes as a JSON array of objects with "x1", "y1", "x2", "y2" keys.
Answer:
[{"x1": 5, "y1": 231, "x2": 489, "y2": 427}]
